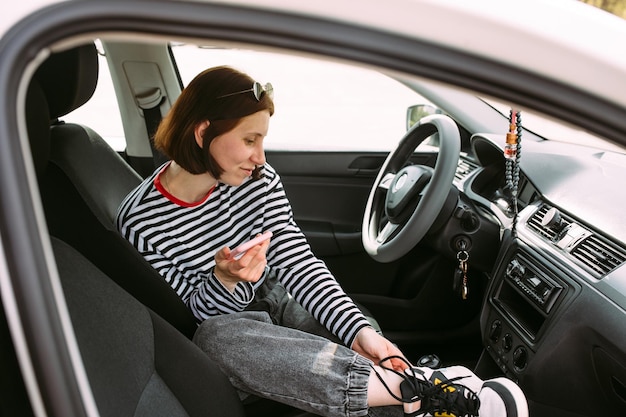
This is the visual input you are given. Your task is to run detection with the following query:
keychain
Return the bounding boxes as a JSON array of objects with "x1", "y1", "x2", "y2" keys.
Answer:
[{"x1": 453, "y1": 242, "x2": 469, "y2": 300}]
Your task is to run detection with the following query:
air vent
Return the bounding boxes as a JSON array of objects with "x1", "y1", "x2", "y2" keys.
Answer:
[
  {"x1": 527, "y1": 204, "x2": 571, "y2": 241},
  {"x1": 571, "y1": 235, "x2": 626, "y2": 277},
  {"x1": 527, "y1": 203, "x2": 626, "y2": 278},
  {"x1": 454, "y1": 157, "x2": 479, "y2": 183}
]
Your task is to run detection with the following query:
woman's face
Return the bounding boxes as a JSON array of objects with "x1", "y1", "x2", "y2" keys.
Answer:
[{"x1": 208, "y1": 110, "x2": 270, "y2": 186}]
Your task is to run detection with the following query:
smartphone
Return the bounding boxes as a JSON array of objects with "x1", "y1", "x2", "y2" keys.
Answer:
[{"x1": 230, "y1": 231, "x2": 273, "y2": 260}]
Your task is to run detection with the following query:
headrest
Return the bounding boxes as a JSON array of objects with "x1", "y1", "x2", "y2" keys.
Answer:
[
  {"x1": 25, "y1": 79, "x2": 51, "y2": 179},
  {"x1": 34, "y1": 44, "x2": 99, "y2": 119}
]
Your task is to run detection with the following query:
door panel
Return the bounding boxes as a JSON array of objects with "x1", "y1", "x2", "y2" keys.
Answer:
[
  {"x1": 266, "y1": 150, "x2": 437, "y2": 255},
  {"x1": 267, "y1": 150, "x2": 404, "y2": 314}
]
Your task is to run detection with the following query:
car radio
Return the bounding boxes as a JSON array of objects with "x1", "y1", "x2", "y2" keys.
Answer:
[
  {"x1": 504, "y1": 255, "x2": 563, "y2": 314},
  {"x1": 490, "y1": 250, "x2": 567, "y2": 341}
]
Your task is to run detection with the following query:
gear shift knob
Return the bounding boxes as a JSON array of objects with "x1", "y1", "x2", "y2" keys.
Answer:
[{"x1": 417, "y1": 353, "x2": 441, "y2": 369}]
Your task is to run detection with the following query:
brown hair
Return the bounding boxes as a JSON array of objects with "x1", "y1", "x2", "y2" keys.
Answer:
[{"x1": 153, "y1": 66, "x2": 274, "y2": 177}]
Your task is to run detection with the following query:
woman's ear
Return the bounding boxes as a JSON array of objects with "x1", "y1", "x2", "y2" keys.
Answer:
[{"x1": 194, "y1": 120, "x2": 211, "y2": 148}]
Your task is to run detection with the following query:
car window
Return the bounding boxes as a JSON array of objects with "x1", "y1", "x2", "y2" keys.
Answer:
[
  {"x1": 170, "y1": 44, "x2": 426, "y2": 152},
  {"x1": 63, "y1": 43, "x2": 428, "y2": 153}
]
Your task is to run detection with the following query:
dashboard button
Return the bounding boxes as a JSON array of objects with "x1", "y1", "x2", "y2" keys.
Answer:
[
  {"x1": 489, "y1": 320, "x2": 502, "y2": 343},
  {"x1": 513, "y1": 346, "x2": 528, "y2": 371},
  {"x1": 502, "y1": 334, "x2": 513, "y2": 352}
]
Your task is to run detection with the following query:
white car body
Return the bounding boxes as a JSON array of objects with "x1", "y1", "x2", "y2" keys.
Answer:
[{"x1": 1, "y1": 1, "x2": 625, "y2": 417}]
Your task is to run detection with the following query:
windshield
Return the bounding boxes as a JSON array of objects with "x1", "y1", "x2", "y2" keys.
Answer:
[{"x1": 485, "y1": 98, "x2": 625, "y2": 154}]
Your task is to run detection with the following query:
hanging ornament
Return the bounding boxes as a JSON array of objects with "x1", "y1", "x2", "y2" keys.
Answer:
[
  {"x1": 504, "y1": 110, "x2": 519, "y2": 160},
  {"x1": 504, "y1": 109, "x2": 522, "y2": 236}
]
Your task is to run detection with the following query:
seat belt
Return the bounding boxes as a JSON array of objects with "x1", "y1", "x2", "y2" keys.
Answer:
[{"x1": 136, "y1": 88, "x2": 168, "y2": 168}]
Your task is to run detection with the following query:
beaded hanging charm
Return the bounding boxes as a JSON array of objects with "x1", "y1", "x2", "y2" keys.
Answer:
[{"x1": 505, "y1": 109, "x2": 522, "y2": 236}]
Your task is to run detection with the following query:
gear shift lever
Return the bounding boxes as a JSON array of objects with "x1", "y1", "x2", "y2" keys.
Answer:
[{"x1": 416, "y1": 353, "x2": 441, "y2": 369}]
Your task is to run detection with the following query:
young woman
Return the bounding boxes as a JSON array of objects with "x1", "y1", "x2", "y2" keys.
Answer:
[{"x1": 117, "y1": 66, "x2": 527, "y2": 417}]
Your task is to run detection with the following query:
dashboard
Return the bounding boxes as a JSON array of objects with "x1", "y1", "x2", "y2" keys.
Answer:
[{"x1": 457, "y1": 133, "x2": 626, "y2": 416}]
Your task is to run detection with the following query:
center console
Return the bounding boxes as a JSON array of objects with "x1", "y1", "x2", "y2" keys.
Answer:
[{"x1": 478, "y1": 235, "x2": 576, "y2": 381}]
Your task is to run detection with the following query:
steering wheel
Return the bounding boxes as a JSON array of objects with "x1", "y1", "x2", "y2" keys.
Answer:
[{"x1": 362, "y1": 114, "x2": 461, "y2": 263}]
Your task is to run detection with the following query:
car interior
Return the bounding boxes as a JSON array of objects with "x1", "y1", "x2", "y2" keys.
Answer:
[
  {"x1": 24, "y1": 41, "x2": 322, "y2": 417},
  {"x1": 5, "y1": 4, "x2": 626, "y2": 417}
]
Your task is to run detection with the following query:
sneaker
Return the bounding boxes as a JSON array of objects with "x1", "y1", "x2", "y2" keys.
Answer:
[{"x1": 377, "y1": 356, "x2": 529, "y2": 417}]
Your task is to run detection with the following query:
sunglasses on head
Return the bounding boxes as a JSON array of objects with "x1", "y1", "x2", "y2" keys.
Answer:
[{"x1": 217, "y1": 81, "x2": 274, "y2": 101}]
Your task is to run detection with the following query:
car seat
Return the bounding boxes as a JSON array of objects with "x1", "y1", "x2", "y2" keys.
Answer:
[
  {"x1": 29, "y1": 43, "x2": 198, "y2": 339},
  {"x1": 51, "y1": 236, "x2": 245, "y2": 416}
]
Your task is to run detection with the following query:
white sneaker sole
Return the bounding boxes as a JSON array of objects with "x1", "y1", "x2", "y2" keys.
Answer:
[{"x1": 482, "y1": 377, "x2": 529, "y2": 417}]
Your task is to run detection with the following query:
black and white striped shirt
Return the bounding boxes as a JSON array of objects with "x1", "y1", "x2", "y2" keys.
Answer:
[{"x1": 116, "y1": 162, "x2": 370, "y2": 346}]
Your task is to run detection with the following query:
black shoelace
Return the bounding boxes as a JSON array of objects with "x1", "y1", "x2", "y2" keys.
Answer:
[{"x1": 370, "y1": 355, "x2": 480, "y2": 417}]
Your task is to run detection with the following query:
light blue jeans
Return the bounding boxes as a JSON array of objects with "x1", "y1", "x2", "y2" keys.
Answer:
[{"x1": 192, "y1": 275, "x2": 403, "y2": 417}]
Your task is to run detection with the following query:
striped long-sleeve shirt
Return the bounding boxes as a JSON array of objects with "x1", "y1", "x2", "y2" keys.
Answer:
[{"x1": 116, "y1": 162, "x2": 371, "y2": 347}]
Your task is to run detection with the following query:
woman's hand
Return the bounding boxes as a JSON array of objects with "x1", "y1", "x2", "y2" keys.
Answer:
[
  {"x1": 213, "y1": 237, "x2": 270, "y2": 292},
  {"x1": 351, "y1": 327, "x2": 409, "y2": 371}
]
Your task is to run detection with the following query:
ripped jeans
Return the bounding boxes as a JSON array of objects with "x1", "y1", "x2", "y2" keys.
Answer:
[{"x1": 192, "y1": 275, "x2": 402, "y2": 417}]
